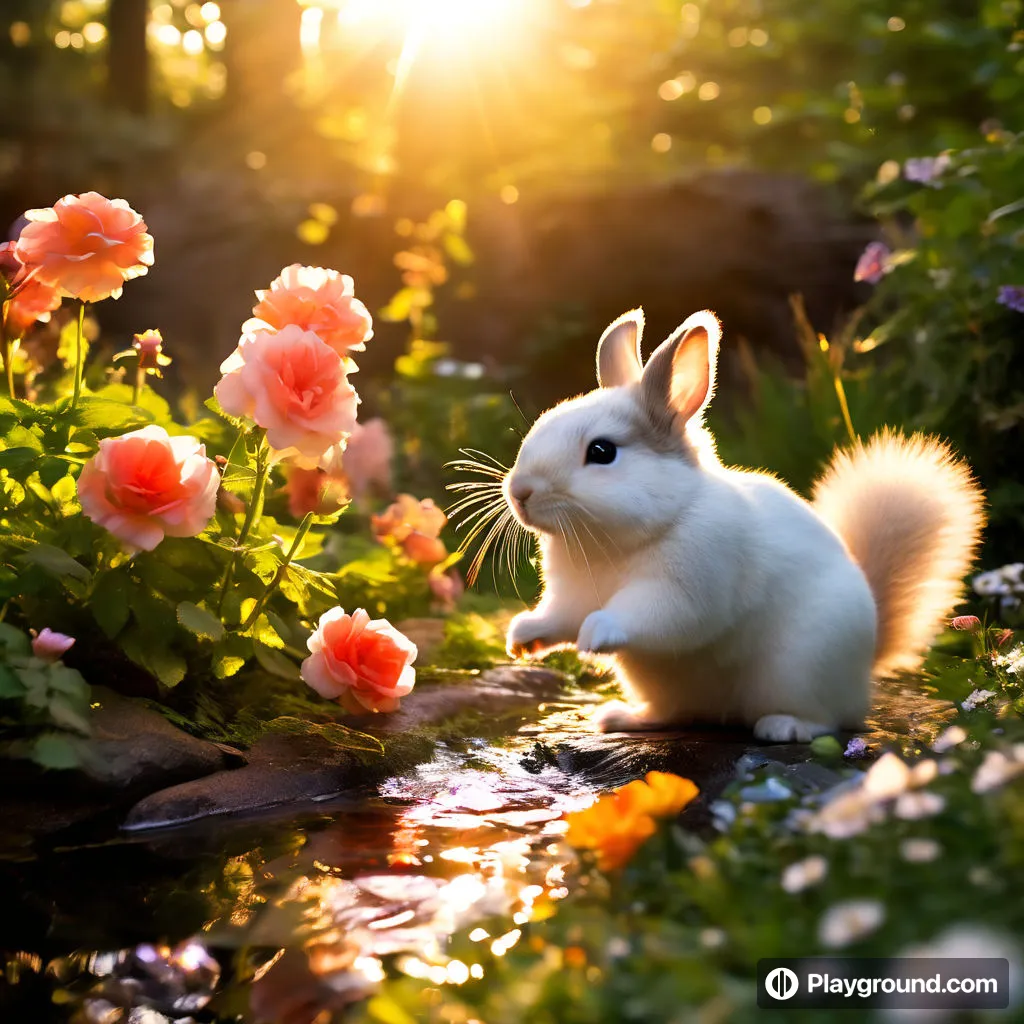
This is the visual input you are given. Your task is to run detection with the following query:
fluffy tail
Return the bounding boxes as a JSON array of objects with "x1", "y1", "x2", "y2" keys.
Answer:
[{"x1": 812, "y1": 430, "x2": 985, "y2": 675}]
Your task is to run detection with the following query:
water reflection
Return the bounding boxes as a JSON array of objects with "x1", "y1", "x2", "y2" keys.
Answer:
[{"x1": 22, "y1": 702, "x2": 599, "y2": 1023}]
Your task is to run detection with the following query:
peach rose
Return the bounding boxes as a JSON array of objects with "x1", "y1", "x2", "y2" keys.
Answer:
[
  {"x1": 243, "y1": 264, "x2": 373, "y2": 359},
  {"x1": 15, "y1": 192, "x2": 154, "y2": 303},
  {"x1": 320, "y1": 418, "x2": 393, "y2": 500},
  {"x1": 286, "y1": 466, "x2": 349, "y2": 519},
  {"x1": 77, "y1": 425, "x2": 219, "y2": 552},
  {"x1": 0, "y1": 242, "x2": 62, "y2": 339},
  {"x1": 372, "y1": 494, "x2": 448, "y2": 565},
  {"x1": 301, "y1": 608, "x2": 417, "y2": 714},
  {"x1": 214, "y1": 325, "x2": 358, "y2": 466}
]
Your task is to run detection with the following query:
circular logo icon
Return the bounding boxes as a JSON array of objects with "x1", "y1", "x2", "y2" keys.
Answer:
[{"x1": 766, "y1": 967, "x2": 800, "y2": 1001}]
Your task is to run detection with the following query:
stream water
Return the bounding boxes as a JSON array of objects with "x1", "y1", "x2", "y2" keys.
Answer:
[{"x1": 1, "y1": 701, "x2": 604, "y2": 1023}]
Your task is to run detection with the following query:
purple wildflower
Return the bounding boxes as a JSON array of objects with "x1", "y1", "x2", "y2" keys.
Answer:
[
  {"x1": 854, "y1": 242, "x2": 891, "y2": 284},
  {"x1": 903, "y1": 154, "x2": 951, "y2": 185},
  {"x1": 997, "y1": 286, "x2": 1024, "y2": 314},
  {"x1": 844, "y1": 737, "x2": 869, "y2": 759}
]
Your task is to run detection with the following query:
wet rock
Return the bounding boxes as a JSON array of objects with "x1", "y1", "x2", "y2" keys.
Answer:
[
  {"x1": 121, "y1": 732, "x2": 365, "y2": 832},
  {"x1": 122, "y1": 667, "x2": 571, "y2": 832},
  {"x1": 362, "y1": 665, "x2": 568, "y2": 736},
  {"x1": 78, "y1": 687, "x2": 236, "y2": 792}
]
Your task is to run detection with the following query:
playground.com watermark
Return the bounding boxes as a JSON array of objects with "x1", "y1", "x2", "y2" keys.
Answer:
[{"x1": 757, "y1": 958, "x2": 1010, "y2": 1010}]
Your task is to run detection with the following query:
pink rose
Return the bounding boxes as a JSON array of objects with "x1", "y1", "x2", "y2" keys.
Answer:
[
  {"x1": 14, "y1": 192, "x2": 154, "y2": 303},
  {"x1": 428, "y1": 569, "x2": 464, "y2": 610},
  {"x1": 31, "y1": 628, "x2": 75, "y2": 662},
  {"x1": 320, "y1": 417, "x2": 394, "y2": 500},
  {"x1": 77, "y1": 425, "x2": 219, "y2": 552},
  {"x1": 301, "y1": 607, "x2": 417, "y2": 714},
  {"x1": 214, "y1": 325, "x2": 358, "y2": 466},
  {"x1": 243, "y1": 264, "x2": 373, "y2": 359}
]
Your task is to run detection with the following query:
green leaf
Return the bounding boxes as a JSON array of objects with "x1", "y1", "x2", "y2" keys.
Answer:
[
  {"x1": 20, "y1": 543, "x2": 91, "y2": 583},
  {"x1": 91, "y1": 571, "x2": 132, "y2": 638},
  {"x1": 5, "y1": 424, "x2": 44, "y2": 453},
  {"x1": 146, "y1": 646, "x2": 188, "y2": 688},
  {"x1": 67, "y1": 396, "x2": 152, "y2": 433},
  {"x1": 177, "y1": 601, "x2": 225, "y2": 642},
  {"x1": 253, "y1": 643, "x2": 301, "y2": 680},
  {"x1": 48, "y1": 693, "x2": 92, "y2": 735},
  {"x1": 32, "y1": 732, "x2": 81, "y2": 770},
  {"x1": 213, "y1": 633, "x2": 252, "y2": 679},
  {"x1": 0, "y1": 447, "x2": 41, "y2": 473},
  {"x1": 0, "y1": 622, "x2": 31, "y2": 657},
  {"x1": 205, "y1": 395, "x2": 247, "y2": 430},
  {"x1": 0, "y1": 663, "x2": 25, "y2": 697},
  {"x1": 38, "y1": 458, "x2": 70, "y2": 489}
]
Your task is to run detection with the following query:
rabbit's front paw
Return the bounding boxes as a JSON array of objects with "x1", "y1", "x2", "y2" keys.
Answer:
[
  {"x1": 594, "y1": 699, "x2": 654, "y2": 733},
  {"x1": 507, "y1": 613, "x2": 555, "y2": 659},
  {"x1": 753, "y1": 714, "x2": 833, "y2": 744},
  {"x1": 576, "y1": 610, "x2": 628, "y2": 654}
]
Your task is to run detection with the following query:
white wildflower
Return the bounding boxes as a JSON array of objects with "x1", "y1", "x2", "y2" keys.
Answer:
[
  {"x1": 781, "y1": 855, "x2": 828, "y2": 893},
  {"x1": 972, "y1": 748, "x2": 1024, "y2": 793},
  {"x1": 962, "y1": 688, "x2": 997, "y2": 712},
  {"x1": 807, "y1": 789, "x2": 885, "y2": 839},
  {"x1": 894, "y1": 791, "x2": 946, "y2": 820},
  {"x1": 993, "y1": 644, "x2": 1024, "y2": 677},
  {"x1": 699, "y1": 928, "x2": 726, "y2": 949},
  {"x1": 885, "y1": 926, "x2": 1023, "y2": 1022},
  {"x1": 899, "y1": 838, "x2": 941, "y2": 863},
  {"x1": 973, "y1": 563, "x2": 1024, "y2": 597},
  {"x1": 818, "y1": 899, "x2": 885, "y2": 949},
  {"x1": 932, "y1": 725, "x2": 966, "y2": 753},
  {"x1": 863, "y1": 752, "x2": 912, "y2": 798}
]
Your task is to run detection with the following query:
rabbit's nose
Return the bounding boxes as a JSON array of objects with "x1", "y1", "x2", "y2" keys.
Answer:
[{"x1": 510, "y1": 480, "x2": 534, "y2": 506}]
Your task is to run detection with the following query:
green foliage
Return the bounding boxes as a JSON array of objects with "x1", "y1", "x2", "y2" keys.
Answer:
[{"x1": 0, "y1": 622, "x2": 91, "y2": 770}]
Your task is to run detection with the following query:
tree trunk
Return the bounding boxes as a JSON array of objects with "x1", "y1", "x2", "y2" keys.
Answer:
[{"x1": 106, "y1": 0, "x2": 149, "y2": 114}]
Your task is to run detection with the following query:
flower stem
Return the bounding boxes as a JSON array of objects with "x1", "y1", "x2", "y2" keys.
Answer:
[
  {"x1": 71, "y1": 300, "x2": 86, "y2": 411},
  {"x1": 241, "y1": 512, "x2": 314, "y2": 631},
  {"x1": 216, "y1": 432, "x2": 270, "y2": 617},
  {"x1": 0, "y1": 313, "x2": 13, "y2": 398},
  {"x1": 132, "y1": 358, "x2": 144, "y2": 406}
]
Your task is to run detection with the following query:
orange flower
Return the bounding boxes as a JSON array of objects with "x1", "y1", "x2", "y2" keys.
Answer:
[
  {"x1": 0, "y1": 241, "x2": 62, "y2": 339},
  {"x1": 624, "y1": 771, "x2": 700, "y2": 818},
  {"x1": 371, "y1": 494, "x2": 448, "y2": 566},
  {"x1": 15, "y1": 192, "x2": 154, "y2": 303},
  {"x1": 286, "y1": 466, "x2": 349, "y2": 519},
  {"x1": 244, "y1": 264, "x2": 373, "y2": 359},
  {"x1": 564, "y1": 772, "x2": 699, "y2": 871}
]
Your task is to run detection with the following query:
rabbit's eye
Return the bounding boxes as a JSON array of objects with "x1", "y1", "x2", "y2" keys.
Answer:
[{"x1": 585, "y1": 438, "x2": 618, "y2": 465}]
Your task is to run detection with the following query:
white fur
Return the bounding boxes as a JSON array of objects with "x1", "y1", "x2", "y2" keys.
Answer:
[{"x1": 505, "y1": 309, "x2": 984, "y2": 741}]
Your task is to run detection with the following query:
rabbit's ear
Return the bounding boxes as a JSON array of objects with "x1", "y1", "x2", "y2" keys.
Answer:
[
  {"x1": 596, "y1": 308, "x2": 645, "y2": 387},
  {"x1": 640, "y1": 310, "x2": 721, "y2": 429}
]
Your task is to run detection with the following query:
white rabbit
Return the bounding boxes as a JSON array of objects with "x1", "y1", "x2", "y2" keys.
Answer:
[{"x1": 504, "y1": 308, "x2": 985, "y2": 742}]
